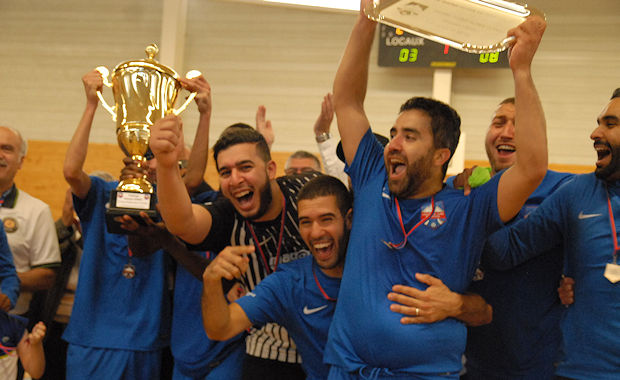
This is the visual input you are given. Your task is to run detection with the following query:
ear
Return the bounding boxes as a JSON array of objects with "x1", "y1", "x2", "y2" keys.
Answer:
[
  {"x1": 433, "y1": 148, "x2": 451, "y2": 168},
  {"x1": 266, "y1": 160, "x2": 277, "y2": 180},
  {"x1": 344, "y1": 208, "x2": 353, "y2": 230},
  {"x1": 17, "y1": 155, "x2": 24, "y2": 170}
]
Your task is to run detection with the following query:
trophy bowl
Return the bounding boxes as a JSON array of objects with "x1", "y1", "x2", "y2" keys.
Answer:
[
  {"x1": 96, "y1": 44, "x2": 200, "y2": 233},
  {"x1": 365, "y1": 0, "x2": 545, "y2": 53}
]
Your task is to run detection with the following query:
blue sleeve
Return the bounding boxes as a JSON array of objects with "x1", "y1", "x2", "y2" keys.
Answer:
[
  {"x1": 73, "y1": 176, "x2": 114, "y2": 222},
  {"x1": 0, "y1": 223, "x2": 19, "y2": 307},
  {"x1": 235, "y1": 269, "x2": 289, "y2": 327},
  {"x1": 345, "y1": 128, "x2": 387, "y2": 191},
  {"x1": 445, "y1": 175, "x2": 456, "y2": 189},
  {"x1": 485, "y1": 182, "x2": 569, "y2": 270}
]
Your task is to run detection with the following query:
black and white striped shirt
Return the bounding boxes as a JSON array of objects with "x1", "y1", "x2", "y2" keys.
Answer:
[{"x1": 200, "y1": 173, "x2": 319, "y2": 362}]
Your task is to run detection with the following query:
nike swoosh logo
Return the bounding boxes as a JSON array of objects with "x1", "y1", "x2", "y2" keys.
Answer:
[
  {"x1": 303, "y1": 305, "x2": 328, "y2": 315},
  {"x1": 578, "y1": 211, "x2": 602, "y2": 219}
]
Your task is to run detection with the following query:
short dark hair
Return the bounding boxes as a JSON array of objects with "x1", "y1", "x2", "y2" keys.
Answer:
[
  {"x1": 213, "y1": 125, "x2": 271, "y2": 170},
  {"x1": 399, "y1": 97, "x2": 461, "y2": 175},
  {"x1": 286, "y1": 150, "x2": 321, "y2": 170},
  {"x1": 297, "y1": 175, "x2": 352, "y2": 217},
  {"x1": 611, "y1": 88, "x2": 620, "y2": 100},
  {"x1": 499, "y1": 97, "x2": 515, "y2": 105}
]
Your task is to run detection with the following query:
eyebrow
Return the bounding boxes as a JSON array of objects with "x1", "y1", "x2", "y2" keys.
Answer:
[
  {"x1": 218, "y1": 159, "x2": 254, "y2": 172},
  {"x1": 598, "y1": 115, "x2": 619, "y2": 125},
  {"x1": 390, "y1": 126, "x2": 422, "y2": 136}
]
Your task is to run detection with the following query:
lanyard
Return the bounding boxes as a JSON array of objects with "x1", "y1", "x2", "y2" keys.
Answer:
[
  {"x1": 605, "y1": 188, "x2": 619, "y2": 264},
  {"x1": 245, "y1": 194, "x2": 286, "y2": 274},
  {"x1": 312, "y1": 261, "x2": 336, "y2": 301},
  {"x1": 383, "y1": 196, "x2": 436, "y2": 250}
]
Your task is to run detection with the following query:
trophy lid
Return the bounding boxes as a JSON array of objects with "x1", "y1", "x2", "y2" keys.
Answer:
[{"x1": 112, "y1": 44, "x2": 180, "y2": 78}]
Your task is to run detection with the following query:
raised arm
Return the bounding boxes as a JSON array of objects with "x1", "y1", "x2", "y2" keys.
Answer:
[
  {"x1": 256, "y1": 105, "x2": 275, "y2": 149},
  {"x1": 496, "y1": 16, "x2": 548, "y2": 222},
  {"x1": 0, "y1": 224, "x2": 19, "y2": 310},
  {"x1": 151, "y1": 115, "x2": 213, "y2": 244},
  {"x1": 178, "y1": 75, "x2": 212, "y2": 195},
  {"x1": 63, "y1": 70, "x2": 102, "y2": 198},
  {"x1": 333, "y1": 1, "x2": 376, "y2": 166},
  {"x1": 201, "y1": 246, "x2": 254, "y2": 341}
]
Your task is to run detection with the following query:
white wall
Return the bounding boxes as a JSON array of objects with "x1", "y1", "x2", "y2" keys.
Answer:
[{"x1": 1, "y1": 0, "x2": 619, "y2": 166}]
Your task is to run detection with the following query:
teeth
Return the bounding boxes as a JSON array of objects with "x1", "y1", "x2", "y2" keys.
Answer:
[
  {"x1": 235, "y1": 190, "x2": 250, "y2": 198},
  {"x1": 313, "y1": 242, "x2": 331, "y2": 249},
  {"x1": 497, "y1": 144, "x2": 515, "y2": 151}
]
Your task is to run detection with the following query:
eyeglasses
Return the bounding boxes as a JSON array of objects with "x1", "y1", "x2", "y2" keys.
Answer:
[{"x1": 284, "y1": 167, "x2": 317, "y2": 176}]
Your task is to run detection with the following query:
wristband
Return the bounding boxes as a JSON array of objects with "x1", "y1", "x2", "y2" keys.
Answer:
[{"x1": 315, "y1": 132, "x2": 331, "y2": 143}]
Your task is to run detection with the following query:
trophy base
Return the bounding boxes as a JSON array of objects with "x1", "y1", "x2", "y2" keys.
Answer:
[{"x1": 105, "y1": 190, "x2": 159, "y2": 235}]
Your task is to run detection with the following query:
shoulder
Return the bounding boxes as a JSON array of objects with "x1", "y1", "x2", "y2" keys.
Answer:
[
  {"x1": 15, "y1": 189, "x2": 48, "y2": 209},
  {"x1": 275, "y1": 255, "x2": 311, "y2": 274},
  {"x1": 277, "y1": 172, "x2": 322, "y2": 192}
]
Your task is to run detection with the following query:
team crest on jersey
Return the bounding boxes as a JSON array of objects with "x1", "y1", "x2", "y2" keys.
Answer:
[
  {"x1": 422, "y1": 201, "x2": 446, "y2": 230},
  {"x1": 3, "y1": 217, "x2": 17, "y2": 233}
]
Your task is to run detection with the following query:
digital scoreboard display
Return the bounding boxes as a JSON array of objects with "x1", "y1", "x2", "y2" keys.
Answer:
[{"x1": 378, "y1": 24, "x2": 509, "y2": 69}]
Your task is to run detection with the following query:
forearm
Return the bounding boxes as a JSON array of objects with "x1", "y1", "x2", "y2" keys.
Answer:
[
  {"x1": 201, "y1": 278, "x2": 242, "y2": 340},
  {"x1": 513, "y1": 68, "x2": 547, "y2": 183},
  {"x1": 64, "y1": 101, "x2": 98, "y2": 196},
  {"x1": 19, "y1": 343, "x2": 45, "y2": 379},
  {"x1": 454, "y1": 293, "x2": 493, "y2": 327},
  {"x1": 18, "y1": 268, "x2": 56, "y2": 291},
  {"x1": 157, "y1": 164, "x2": 205, "y2": 242},
  {"x1": 184, "y1": 113, "x2": 210, "y2": 194},
  {"x1": 334, "y1": 15, "x2": 375, "y2": 111},
  {"x1": 333, "y1": 14, "x2": 376, "y2": 164}
]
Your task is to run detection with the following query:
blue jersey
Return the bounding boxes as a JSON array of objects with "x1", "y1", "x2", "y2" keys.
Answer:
[
  {"x1": 0, "y1": 311, "x2": 25, "y2": 354},
  {"x1": 0, "y1": 223, "x2": 18, "y2": 308},
  {"x1": 486, "y1": 173, "x2": 620, "y2": 380},
  {"x1": 325, "y1": 129, "x2": 503, "y2": 378},
  {"x1": 236, "y1": 256, "x2": 339, "y2": 380},
  {"x1": 63, "y1": 177, "x2": 171, "y2": 351},
  {"x1": 463, "y1": 170, "x2": 574, "y2": 379},
  {"x1": 171, "y1": 255, "x2": 245, "y2": 379}
]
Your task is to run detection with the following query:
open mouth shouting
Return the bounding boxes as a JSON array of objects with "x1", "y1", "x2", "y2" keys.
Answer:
[
  {"x1": 232, "y1": 188, "x2": 255, "y2": 211},
  {"x1": 594, "y1": 140, "x2": 612, "y2": 168},
  {"x1": 496, "y1": 143, "x2": 516, "y2": 158},
  {"x1": 387, "y1": 156, "x2": 407, "y2": 181},
  {"x1": 311, "y1": 239, "x2": 335, "y2": 264}
]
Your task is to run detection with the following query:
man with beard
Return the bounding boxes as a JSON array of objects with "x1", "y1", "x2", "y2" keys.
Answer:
[
  {"x1": 323, "y1": 1, "x2": 548, "y2": 378},
  {"x1": 151, "y1": 120, "x2": 319, "y2": 379},
  {"x1": 484, "y1": 90, "x2": 620, "y2": 380},
  {"x1": 201, "y1": 175, "x2": 351, "y2": 380}
]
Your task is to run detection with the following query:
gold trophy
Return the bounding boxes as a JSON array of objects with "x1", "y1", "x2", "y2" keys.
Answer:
[{"x1": 96, "y1": 44, "x2": 200, "y2": 234}]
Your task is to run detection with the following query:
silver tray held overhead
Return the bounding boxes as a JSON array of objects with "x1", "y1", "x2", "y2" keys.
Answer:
[{"x1": 364, "y1": 0, "x2": 545, "y2": 54}]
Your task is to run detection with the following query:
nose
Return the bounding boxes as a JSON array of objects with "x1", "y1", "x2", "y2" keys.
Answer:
[
  {"x1": 590, "y1": 125, "x2": 603, "y2": 141},
  {"x1": 499, "y1": 121, "x2": 515, "y2": 139},
  {"x1": 387, "y1": 135, "x2": 402, "y2": 153},
  {"x1": 229, "y1": 168, "x2": 243, "y2": 185},
  {"x1": 309, "y1": 221, "x2": 324, "y2": 240}
]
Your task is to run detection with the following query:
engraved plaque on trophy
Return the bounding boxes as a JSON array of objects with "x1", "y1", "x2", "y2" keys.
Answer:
[
  {"x1": 364, "y1": 0, "x2": 544, "y2": 53},
  {"x1": 96, "y1": 44, "x2": 200, "y2": 234}
]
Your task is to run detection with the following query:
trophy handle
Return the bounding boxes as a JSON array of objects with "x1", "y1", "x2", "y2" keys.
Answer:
[
  {"x1": 172, "y1": 70, "x2": 202, "y2": 116},
  {"x1": 94, "y1": 66, "x2": 117, "y2": 121}
]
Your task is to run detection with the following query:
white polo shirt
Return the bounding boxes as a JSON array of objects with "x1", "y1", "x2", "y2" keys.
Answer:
[{"x1": 0, "y1": 186, "x2": 61, "y2": 315}]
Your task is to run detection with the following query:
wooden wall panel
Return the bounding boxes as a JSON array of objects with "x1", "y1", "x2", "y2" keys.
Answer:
[{"x1": 16, "y1": 141, "x2": 593, "y2": 220}]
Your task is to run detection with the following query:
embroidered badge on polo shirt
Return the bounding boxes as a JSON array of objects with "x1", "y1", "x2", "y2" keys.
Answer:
[{"x1": 3, "y1": 217, "x2": 17, "y2": 233}]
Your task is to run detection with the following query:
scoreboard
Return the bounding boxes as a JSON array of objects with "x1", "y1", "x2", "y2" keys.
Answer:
[{"x1": 378, "y1": 24, "x2": 510, "y2": 69}]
